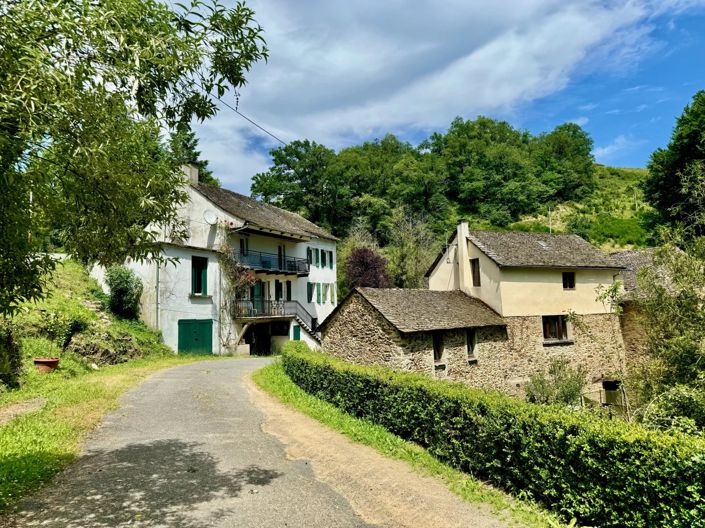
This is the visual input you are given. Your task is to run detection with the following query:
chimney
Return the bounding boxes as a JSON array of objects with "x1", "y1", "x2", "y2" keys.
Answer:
[
  {"x1": 181, "y1": 163, "x2": 199, "y2": 185},
  {"x1": 456, "y1": 220, "x2": 471, "y2": 292}
]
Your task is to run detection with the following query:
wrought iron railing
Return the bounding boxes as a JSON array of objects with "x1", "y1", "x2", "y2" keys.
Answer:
[
  {"x1": 231, "y1": 299, "x2": 317, "y2": 331},
  {"x1": 233, "y1": 250, "x2": 309, "y2": 275}
]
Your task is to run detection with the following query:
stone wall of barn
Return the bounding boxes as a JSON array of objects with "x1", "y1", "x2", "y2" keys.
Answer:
[{"x1": 321, "y1": 293, "x2": 626, "y2": 397}]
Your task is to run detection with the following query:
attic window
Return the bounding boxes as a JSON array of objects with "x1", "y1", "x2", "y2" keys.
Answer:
[{"x1": 562, "y1": 272, "x2": 576, "y2": 290}]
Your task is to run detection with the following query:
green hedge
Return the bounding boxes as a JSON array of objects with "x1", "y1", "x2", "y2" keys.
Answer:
[{"x1": 281, "y1": 343, "x2": 705, "y2": 527}]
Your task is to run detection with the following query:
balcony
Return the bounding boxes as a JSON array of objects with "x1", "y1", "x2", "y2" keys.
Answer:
[
  {"x1": 232, "y1": 300, "x2": 317, "y2": 332},
  {"x1": 234, "y1": 250, "x2": 309, "y2": 276}
]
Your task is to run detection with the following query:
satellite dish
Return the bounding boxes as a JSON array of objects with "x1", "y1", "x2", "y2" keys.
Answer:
[{"x1": 203, "y1": 210, "x2": 218, "y2": 226}]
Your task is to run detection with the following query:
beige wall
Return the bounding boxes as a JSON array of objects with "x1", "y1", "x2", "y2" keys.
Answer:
[
  {"x1": 427, "y1": 243, "x2": 459, "y2": 291},
  {"x1": 465, "y1": 240, "x2": 504, "y2": 314},
  {"x1": 499, "y1": 268, "x2": 618, "y2": 316}
]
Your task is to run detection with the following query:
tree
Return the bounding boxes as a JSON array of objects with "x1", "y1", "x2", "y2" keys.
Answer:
[
  {"x1": 170, "y1": 127, "x2": 220, "y2": 186},
  {"x1": 0, "y1": 0, "x2": 267, "y2": 315},
  {"x1": 383, "y1": 209, "x2": 440, "y2": 288},
  {"x1": 346, "y1": 248, "x2": 391, "y2": 289},
  {"x1": 644, "y1": 90, "x2": 705, "y2": 235}
]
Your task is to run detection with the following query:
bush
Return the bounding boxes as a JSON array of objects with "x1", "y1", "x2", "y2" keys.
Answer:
[
  {"x1": 281, "y1": 344, "x2": 705, "y2": 527},
  {"x1": 525, "y1": 358, "x2": 587, "y2": 406},
  {"x1": 0, "y1": 319, "x2": 21, "y2": 387},
  {"x1": 105, "y1": 266, "x2": 143, "y2": 319}
]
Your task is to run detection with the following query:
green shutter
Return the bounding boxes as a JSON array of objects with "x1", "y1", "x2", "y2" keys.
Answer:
[
  {"x1": 307, "y1": 283, "x2": 313, "y2": 303},
  {"x1": 316, "y1": 282, "x2": 321, "y2": 303},
  {"x1": 307, "y1": 247, "x2": 312, "y2": 264},
  {"x1": 314, "y1": 249, "x2": 320, "y2": 266}
]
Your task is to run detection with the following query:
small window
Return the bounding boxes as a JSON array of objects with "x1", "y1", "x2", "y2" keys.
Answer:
[
  {"x1": 239, "y1": 238, "x2": 248, "y2": 256},
  {"x1": 274, "y1": 280, "x2": 283, "y2": 301},
  {"x1": 322, "y1": 250, "x2": 327, "y2": 268},
  {"x1": 470, "y1": 258, "x2": 481, "y2": 287},
  {"x1": 329, "y1": 250, "x2": 334, "y2": 269},
  {"x1": 543, "y1": 315, "x2": 569, "y2": 342},
  {"x1": 562, "y1": 272, "x2": 575, "y2": 290},
  {"x1": 306, "y1": 247, "x2": 312, "y2": 265},
  {"x1": 433, "y1": 333, "x2": 444, "y2": 364},
  {"x1": 191, "y1": 256, "x2": 208, "y2": 295},
  {"x1": 466, "y1": 329, "x2": 476, "y2": 360},
  {"x1": 286, "y1": 280, "x2": 292, "y2": 301}
]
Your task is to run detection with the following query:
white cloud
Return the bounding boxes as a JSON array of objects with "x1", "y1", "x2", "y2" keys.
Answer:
[
  {"x1": 192, "y1": 0, "x2": 705, "y2": 192},
  {"x1": 579, "y1": 103, "x2": 598, "y2": 111},
  {"x1": 570, "y1": 116, "x2": 590, "y2": 126},
  {"x1": 593, "y1": 134, "x2": 647, "y2": 163}
]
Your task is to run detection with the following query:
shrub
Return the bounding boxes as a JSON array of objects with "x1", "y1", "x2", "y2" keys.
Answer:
[
  {"x1": 0, "y1": 319, "x2": 21, "y2": 387},
  {"x1": 346, "y1": 247, "x2": 391, "y2": 288},
  {"x1": 525, "y1": 358, "x2": 588, "y2": 406},
  {"x1": 105, "y1": 266, "x2": 143, "y2": 319},
  {"x1": 281, "y1": 344, "x2": 705, "y2": 527}
]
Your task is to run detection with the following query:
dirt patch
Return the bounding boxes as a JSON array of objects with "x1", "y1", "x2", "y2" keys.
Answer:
[
  {"x1": 0, "y1": 398, "x2": 46, "y2": 426},
  {"x1": 246, "y1": 377, "x2": 510, "y2": 528}
]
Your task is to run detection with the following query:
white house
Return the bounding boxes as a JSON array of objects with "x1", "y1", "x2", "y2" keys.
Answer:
[{"x1": 94, "y1": 166, "x2": 337, "y2": 355}]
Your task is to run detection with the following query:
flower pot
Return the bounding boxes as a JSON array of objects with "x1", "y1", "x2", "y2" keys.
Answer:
[{"x1": 34, "y1": 357, "x2": 60, "y2": 373}]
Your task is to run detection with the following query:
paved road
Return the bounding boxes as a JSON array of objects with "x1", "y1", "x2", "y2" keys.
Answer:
[{"x1": 10, "y1": 359, "x2": 375, "y2": 528}]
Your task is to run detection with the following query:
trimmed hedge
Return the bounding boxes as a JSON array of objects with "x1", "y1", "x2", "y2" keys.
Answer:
[{"x1": 281, "y1": 343, "x2": 705, "y2": 527}]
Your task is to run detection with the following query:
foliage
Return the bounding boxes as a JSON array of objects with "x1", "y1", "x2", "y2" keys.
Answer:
[
  {"x1": 0, "y1": 319, "x2": 21, "y2": 388},
  {"x1": 644, "y1": 90, "x2": 705, "y2": 235},
  {"x1": 281, "y1": 344, "x2": 705, "y2": 527},
  {"x1": 253, "y1": 361, "x2": 566, "y2": 528},
  {"x1": 525, "y1": 358, "x2": 588, "y2": 406},
  {"x1": 383, "y1": 209, "x2": 440, "y2": 288},
  {"x1": 640, "y1": 384, "x2": 705, "y2": 436},
  {"x1": 217, "y1": 242, "x2": 257, "y2": 320},
  {"x1": 105, "y1": 266, "x2": 143, "y2": 320},
  {"x1": 346, "y1": 248, "x2": 391, "y2": 289},
  {"x1": 170, "y1": 126, "x2": 220, "y2": 186},
  {"x1": 0, "y1": 0, "x2": 267, "y2": 315},
  {"x1": 336, "y1": 221, "x2": 380, "y2": 298}
]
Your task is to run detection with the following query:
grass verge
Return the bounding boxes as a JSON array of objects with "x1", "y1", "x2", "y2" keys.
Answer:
[
  {"x1": 0, "y1": 355, "x2": 215, "y2": 511},
  {"x1": 252, "y1": 362, "x2": 567, "y2": 528}
]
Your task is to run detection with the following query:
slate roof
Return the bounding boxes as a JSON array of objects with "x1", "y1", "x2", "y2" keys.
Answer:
[
  {"x1": 468, "y1": 230, "x2": 622, "y2": 269},
  {"x1": 355, "y1": 288, "x2": 505, "y2": 333},
  {"x1": 610, "y1": 249, "x2": 656, "y2": 291},
  {"x1": 193, "y1": 183, "x2": 337, "y2": 241}
]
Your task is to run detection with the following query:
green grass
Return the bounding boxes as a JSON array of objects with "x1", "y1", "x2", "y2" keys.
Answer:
[
  {"x1": 0, "y1": 355, "x2": 215, "y2": 511},
  {"x1": 252, "y1": 362, "x2": 568, "y2": 528}
]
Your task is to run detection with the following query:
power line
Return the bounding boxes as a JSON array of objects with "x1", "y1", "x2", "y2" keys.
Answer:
[{"x1": 210, "y1": 93, "x2": 287, "y2": 146}]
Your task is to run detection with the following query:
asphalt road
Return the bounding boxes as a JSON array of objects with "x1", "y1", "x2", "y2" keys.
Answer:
[{"x1": 10, "y1": 358, "x2": 375, "y2": 528}]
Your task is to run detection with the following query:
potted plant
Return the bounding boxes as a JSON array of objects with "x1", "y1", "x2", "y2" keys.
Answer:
[{"x1": 33, "y1": 357, "x2": 60, "y2": 373}]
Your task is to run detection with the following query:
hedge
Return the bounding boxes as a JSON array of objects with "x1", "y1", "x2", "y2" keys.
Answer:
[{"x1": 281, "y1": 342, "x2": 705, "y2": 527}]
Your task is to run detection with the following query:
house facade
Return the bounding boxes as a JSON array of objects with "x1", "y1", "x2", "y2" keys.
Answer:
[
  {"x1": 94, "y1": 165, "x2": 337, "y2": 355},
  {"x1": 321, "y1": 221, "x2": 627, "y2": 395}
]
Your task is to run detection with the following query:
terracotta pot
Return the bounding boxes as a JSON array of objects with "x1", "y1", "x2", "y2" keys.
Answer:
[{"x1": 34, "y1": 357, "x2": 60, "y2": 373}]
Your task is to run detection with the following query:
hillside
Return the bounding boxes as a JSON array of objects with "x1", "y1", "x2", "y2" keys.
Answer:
[{"x1": 508, "y1": 165, "x2": 652, "y2": 250}]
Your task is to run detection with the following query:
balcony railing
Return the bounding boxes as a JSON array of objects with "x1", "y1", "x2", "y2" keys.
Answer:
[
  {"x1": 231, "y1": 299, "x2": 317, "y2": 331},
  {"x1": 234, "y1": 250, "x2": 309, "y2": 275}
]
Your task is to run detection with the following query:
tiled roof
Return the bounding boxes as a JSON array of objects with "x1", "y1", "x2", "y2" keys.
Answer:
[
  {"x1": 610, "y1": 249, "x2": 656, "y2": 291},
  {"x1": 468, "y1": 230, "x2": 622, "y2": 269},
  {"x1": 193, "y1": 183, "x2": 337, "y2": 241},
  {"x1": 356, "y1": 288, "x2": 505, "y2": 333}
]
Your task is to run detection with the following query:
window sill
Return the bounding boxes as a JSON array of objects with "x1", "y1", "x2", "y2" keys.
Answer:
[
  {"x1": 189, "y1": 294, "x2": 213, "y2": 300},
  {"x1": 563, "y1": 288, "x2": 576, "y2": 291},
  {"x1": 543, "y1": 339, "x2": 574, "y2": 347}
]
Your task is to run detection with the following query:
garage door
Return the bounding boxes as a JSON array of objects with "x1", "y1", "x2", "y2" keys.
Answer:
[{"x1": 178, "y1": 319, "x2": 213, "y2": 355}]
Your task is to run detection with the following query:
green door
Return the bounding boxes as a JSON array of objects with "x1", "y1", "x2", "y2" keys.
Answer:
[
  {"x1": 178, "y1": 319, "x2": 213, "y2": 355},
  {"x1": 252, "y1": 281, "x2": 264, "y2": 313}
]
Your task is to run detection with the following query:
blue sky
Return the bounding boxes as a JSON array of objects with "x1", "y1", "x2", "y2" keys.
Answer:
[{"x1": 193, "y1": 1, "x2": 705, "y2": 193}]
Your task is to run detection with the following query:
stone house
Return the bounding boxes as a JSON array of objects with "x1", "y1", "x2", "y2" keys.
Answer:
[
  {"x1": 93, "y1": 165, "x2": 337, "y2": 355},
  {"x1": 321, "y1": 221, "x2": 627, "y2": 395}
]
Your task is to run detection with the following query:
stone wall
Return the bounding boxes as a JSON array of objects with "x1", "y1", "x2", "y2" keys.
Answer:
[
  {"x1": 321, "y1": 292, "x2": 626, "y2": 397},
  {"x1": 619, "y1": 300, "x2": 650, "y2": 372}
]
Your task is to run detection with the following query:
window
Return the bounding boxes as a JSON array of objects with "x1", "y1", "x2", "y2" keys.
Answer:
[
  {"x1": 239, "y1": 238, "x2": 248, "y2": 256},
  {"x1": 306, "y1": 247, "x2": 312, "y2": 265},
  {"x1": 470, "y1": 258, "x2": 481, "y2": 287},
  {"x1": 329, "y1": 250, "x2": 334, "y2": 269},
  {"x1": 321, "y1": 250, "x2": 327, "y2": 268},
  {"x1": 191, "y1": 256, "x2": 208, "y2": 295},
  {"x1": 307, "y1": 282, "x2": 314, "y2": 303},
  {"x1": 316, "y1": 282, "x2": 321, "y2": 303},
  {"x1": 274, "y1": 280, "x2": 283, "y2": 301},
  {"x1": 542, "y1": 315, "x2": 569, "y2": 343},
  {"x1": 314, "y1": 248, "x2": 320, "y2": 266},
  {"x1": 433, "y1": 332, "x2": 444, "y2": 364},
  {"x1": 286, "y1": 280, "x2": 292, "y2": 301},
  {"x1": 466, "y1": 329, "x2": 477, "y2": 362},
  {"x1": 562, "y1": 271, "x2": 576, "y2": 290}
]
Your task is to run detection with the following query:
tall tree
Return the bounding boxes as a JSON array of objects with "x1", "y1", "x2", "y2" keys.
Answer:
[
  {"x1": 170, "y1": 127, "x2": 220, "y2": 186},
  {"x1": 0, "y1": 0, "x2": 267, "y2": 314},
  {"x1": 644, "y1": 90, "x2": 705, "y2": 235}
]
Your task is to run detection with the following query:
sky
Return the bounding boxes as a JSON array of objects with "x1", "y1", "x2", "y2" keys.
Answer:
[{"x1": 193, "y1": 0, "x2": 705, "y2": 193}]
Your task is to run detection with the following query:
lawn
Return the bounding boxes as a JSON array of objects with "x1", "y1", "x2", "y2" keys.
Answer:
[
  {"x1": 252, "y1": 362, "x2": 567, "y2": 528},
  {"x1": 0, "y1": 355, "x2": 212, "y2": 511}
]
